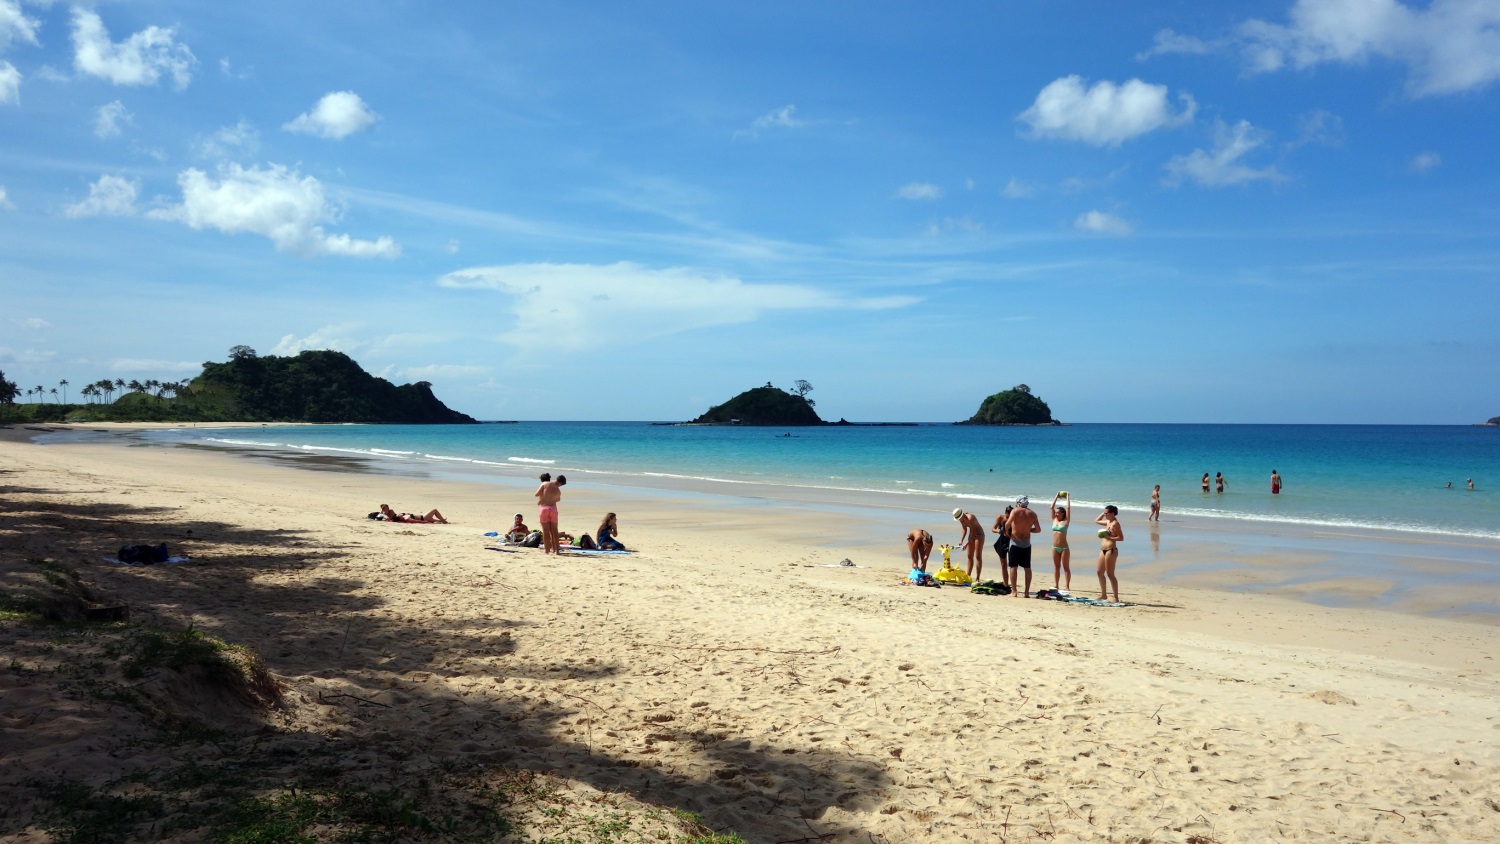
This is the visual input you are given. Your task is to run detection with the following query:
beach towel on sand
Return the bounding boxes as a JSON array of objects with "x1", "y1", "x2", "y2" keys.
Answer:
[{"x1": 560, "y1": 548, "x2": 630, "y2": 556}]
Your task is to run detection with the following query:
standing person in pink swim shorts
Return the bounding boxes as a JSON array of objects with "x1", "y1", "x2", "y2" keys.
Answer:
[{"x1": 534, "y1": 472, "x2": 567, "y2": 554}]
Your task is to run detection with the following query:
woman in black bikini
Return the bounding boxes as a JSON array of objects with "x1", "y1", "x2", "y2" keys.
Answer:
[
  {"x1": 1201, "y1": 473, "x2": 1210, "y2": 493},
  {"x1": 1095, "y1": 505, "x2": 1123, "y2": 603}
]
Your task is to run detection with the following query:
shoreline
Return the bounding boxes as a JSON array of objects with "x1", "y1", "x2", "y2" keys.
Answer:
[{"x1": 16, "y1": 422, "x2": 1500, "y2": 625}]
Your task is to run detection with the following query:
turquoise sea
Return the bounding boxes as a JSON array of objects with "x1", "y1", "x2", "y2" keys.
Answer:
[{"x1": 147, "y1": 423, "x2": 1499, "y2": 541}]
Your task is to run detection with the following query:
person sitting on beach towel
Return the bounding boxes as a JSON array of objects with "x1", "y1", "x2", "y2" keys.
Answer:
[
  {"x1": 596, "y1": 512, "x2": 626, "y2": 551},
  {"x1": 504, "y1": 513, "x2": 530, "y2": 542},
  {"x1": 377, "y1": 503, "x2": 448, "y2": 524}
]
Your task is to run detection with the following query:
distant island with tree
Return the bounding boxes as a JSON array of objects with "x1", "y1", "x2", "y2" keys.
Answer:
[
  {"x1": 959, "y1": 384, "x2": 1059, "y2": 426},
  {"x1": 690, "y1": 381, "x2": 836, "y2": 426},
  {"x1": 0, "y1": 347, "x2": 476, "y2": 425}
]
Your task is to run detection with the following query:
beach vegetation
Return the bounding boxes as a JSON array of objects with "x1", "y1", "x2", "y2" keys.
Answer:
[
  {"x1": 691, "y1": 384, "x2": 823, "y2": 425},
  {"x1": 0, "y1": 348, "x2": 476, "y2": 425},
  {"x1": 0, "y1": 368, "x2": 18, "y2": 403},
  {"x1": 962, "y1": 384, "x2": 1058, "y2": 425}
]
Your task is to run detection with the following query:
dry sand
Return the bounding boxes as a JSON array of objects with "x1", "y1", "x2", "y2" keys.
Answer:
[{"x1": 3, "y1": 426, "x2": 1499, "y2": 842}]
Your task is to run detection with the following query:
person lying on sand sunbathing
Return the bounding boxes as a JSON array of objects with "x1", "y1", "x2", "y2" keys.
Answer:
[{"x1": 377, "y1": 503, "x2": 448, "y2": 524}]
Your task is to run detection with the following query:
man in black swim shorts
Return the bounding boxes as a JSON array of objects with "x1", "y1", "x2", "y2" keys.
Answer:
[{"x1": 1004, "y1": 495, "x2": 1041, "y2": 597}]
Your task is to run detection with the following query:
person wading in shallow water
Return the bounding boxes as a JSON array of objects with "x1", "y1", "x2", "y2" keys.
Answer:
[{"x1": 1271, "y1": 470, "x2": 1282, "y2": 495}]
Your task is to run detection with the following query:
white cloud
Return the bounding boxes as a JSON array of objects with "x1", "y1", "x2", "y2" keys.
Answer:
[
  {"x1": 436, "y1": 262, "x2": 918, "y2": 352},
  {"x1": 1074, "y1": 210, "x2": 1134, "y2": 236},
  {"x1": 94, "y1": 100, "x2": 133, "y2": 138},
  {"x1": 1136, "y1": 28, "x2": 1216, "y2": 60},
  {"x1": 445, "y1": 238, "x2": 460, "y2": 254},
  {"x1": 194, "y1": 119, "x2": 259, "y2": 159},
  {"x1": 897, "y1": 182, "x2": 943, "y2": 200},
  {"x1": 733, "y1": 104, "x2": 805, "y2": 139},
  {"x1": 1410, "y1": 150, "x2": 1442, "y2": 172},
  {"x1": 271, "y1": 326, "x2": 364, "y2": 356},
  {"x1": 65, "y1": 174, "x2": 139, "y2": 218},
  {"x1": 0, "y1": 60, "x2": 19, "y2": 104},
  {"x1": 924, "y1": 216, "x2": 986, "y2": 236},
  {"x1": 0, "y1": 185, "x2": 13, "y2": 210},
  {"x1": 108, "y1": 359, "x2": 202, "y2": 374},
  {"x1": 71, "y1": 8, "x2": 196, "y2": 89},
  {"x1": 0, "y1": 346, "x2": 55, "y2": 364},
  {"x1": 1018, "y1": 76, "x2": 1196, "y2": 146},
  {"x1": 396, "y1": 364, "x2": 489, "y2": 381},
  {"x1": 1164, "y1": 120, "x2": 1285, "y2": 188},
  {"x1": 149, "y1": 163, "x2": 400, "y2": 258},
  {"x1": 283, "y1": 91, "x2": 378, "y2": 140},
  {"x1": 21, "y1": 317, "x2": 50, "y2": 329},
  {"x1": 0, "y1": 0, "x2": 40, "y2": 51},
  {"x1": 1291, "y1": 108, "x2": 1345, "y2": 148},
  {"x1": 218, "y1": 57, "x2": 252, "y2": 79},
  {"x1": 1002, "y1": 178, "x2": 1037, "y2": 198},
  {"x1": 1237, "y1": 0, "x2": 1500, "y2": 96}
]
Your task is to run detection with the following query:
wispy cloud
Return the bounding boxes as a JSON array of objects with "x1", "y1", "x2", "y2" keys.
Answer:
[
  {"x1": 71, "y1": 8, "x2": 196, "y2": 89},
  {"x1": 897, "y1": 182, "x2": 943, "y2": 200},
  {"x1": 1018, "y1": 76, "x2": 1196, "y2": 146},
  {"x1": 150, "y1": 163, "x2": 400, "y2": 258},
  {"x1": 94, "y1": 101, "x2": 134, "y2": 139},
  {"x1": 1002, "y1": 178, "x2": 1037, "y2": 199},
  {"x1": 1074, "y1": 210, "x2": 1134, "y2": 236},
  {"x1": 65, "y1": 174, "x2": 139, "y2": 218},
  {"x1": 1136, "y1": 28, "x2": 1217, "y2": 60},
  {"x1": 283, "y1": 91, "x2": 378, "y2": 140},
  {"x1": 1164, "y1": 120, "x2": 1285, "y2": 188},
  {"x1": 0, "y1": 1, "x2": 40, "y2": 51},
  {"x1": 393, "y1": 363, "x2": 489, "y2": 381},
  {"x1": 734, "y1": 104, "x2": 805, "y2": 139},
  {"x1": 1290, "y1": 108, "x2": 1344, "y2": 148},
  {"x1": 194, "y1": 120, "x2": 260, "y2": 160},
  {"x1": 0, "y1": 61, "x2": 19, "y2": 104},
  {"x1": 0, "y1": 185, "x2": 13, "y2": 210},
  {"x1": 109, "y1": 358, "x2": 203, "y2": 374},
  {"x1": 437, "y1": 262, "x2": 918, "y2": 353},
  {"x1": 1410, "y1": 151, "x2": 1442, "y2": 172}
]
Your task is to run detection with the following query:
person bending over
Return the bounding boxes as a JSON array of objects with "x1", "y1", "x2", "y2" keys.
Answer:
[
  {"x1": 907, "y1": 528, "x2": 934, "y2": 572},
  {"x1": 952, "y1": 508, "x2": 985, "y2": 582}
]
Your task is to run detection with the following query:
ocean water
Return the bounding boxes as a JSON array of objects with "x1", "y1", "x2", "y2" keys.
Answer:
[{"x1": 147, "y1": 423, "x2": 1500, "y2": 541}]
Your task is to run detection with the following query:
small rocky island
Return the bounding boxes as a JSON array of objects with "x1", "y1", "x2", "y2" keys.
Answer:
[
  {"x1": 690, "y1": 382, "x2": 826, "y2": 426},
  {"x1": 1488, "y1": 416, "x2": 1500, "y2": 426},
  {"x1": 959, "y1": 384, "x2": 1059, "y2": 425}
]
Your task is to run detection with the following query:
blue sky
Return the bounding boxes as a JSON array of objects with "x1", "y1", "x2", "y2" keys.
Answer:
[{"x1": 2, "y1": 0, "x2": 1498, "y2": 423}]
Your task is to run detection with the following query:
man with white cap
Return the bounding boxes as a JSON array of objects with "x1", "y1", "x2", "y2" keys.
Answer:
[
  {"x1": 952, "y1": 507, "x2": 986, "y2": 583},
  {"x1": 1004, "y1": 496, "x2": 1041, "y2": 597}
]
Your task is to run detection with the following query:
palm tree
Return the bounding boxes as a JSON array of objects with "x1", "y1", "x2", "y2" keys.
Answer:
[
  {"x1": 59, "y1": 379, "x2": 69, "y2": 404},
  {"x1": 34, "y1": 385, "x2": 44, "y2": 402},
  {"x1": 49, "y1": 387, "x2": 58, "y2": 403},
  {"x1": 114, "y1": 378, "x2": 125, "y2": 396},
  {"x1": 144, "y1": 379, "x2": 161, "y2": 398},
  {"x1": 81, "y1": 384, "x2": 97, "y2": 404},
  {"x1": 127, "y1": 379, "x2": 144, "y2": 394}
]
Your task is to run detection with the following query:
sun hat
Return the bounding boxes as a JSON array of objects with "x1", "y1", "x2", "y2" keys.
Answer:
[
  {"x1": 1016, "y1": 495, "x2": 1029, "y2": 507},
  {"x1": 952, "y1": 507, "x2": 965, "y2": 520}
]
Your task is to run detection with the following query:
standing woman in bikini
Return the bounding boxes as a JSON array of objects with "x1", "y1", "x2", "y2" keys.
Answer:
[
  {"x1": 1050, "y1": 493, "x2": 1072, "y2": 590},
  {"x1": 1201, "y1": 473, "x2": 1211, "y2": 493},
  {"x1": 1095, "y1": 505, "x2": 1123, "y2": 603}
]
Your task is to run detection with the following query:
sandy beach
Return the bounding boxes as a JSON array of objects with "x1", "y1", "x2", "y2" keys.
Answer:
[{"x1": 3, "y1": 424, "x2": 1499, "y2": 842}]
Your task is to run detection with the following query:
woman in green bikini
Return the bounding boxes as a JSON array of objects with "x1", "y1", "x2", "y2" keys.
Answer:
[{"x1": 1050, "y1": 492, "x2": 1072, "y2": 591}]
